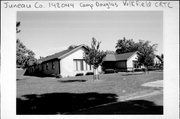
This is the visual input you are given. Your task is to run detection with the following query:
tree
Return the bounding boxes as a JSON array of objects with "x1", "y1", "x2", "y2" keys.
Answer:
[
  {"x1": 116, "y1": 37, "x2": 137, "y2": 54},
  {"x1": 105, "y1": 50, "x2": 115, "y2": 55},
  {"x1": 68, "y1": 45, "x2": 78, "y2": 50},
  {"x1": 84, "y1": 37, "x2": 106, "y2": 80},
  {"x1": 136, "y1": 40, "x2": 157, "y2": 67},
  {"x1": 115, "y1": 37, "x2": 157, "y2": 68},
  {"x1": 16, "y1": 39, "x2": 37, "y2": 68},
  {"x1": 16, "y1": 22, "x2": 37, "y2": 69},
  {"x1": 39, "y1": 56, "x2": 45, "y2": 59}
]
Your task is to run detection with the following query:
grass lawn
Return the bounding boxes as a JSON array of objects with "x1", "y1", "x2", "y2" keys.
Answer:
[{"x1": 17, "y1": 71, "x2": 163, "y2": 114}]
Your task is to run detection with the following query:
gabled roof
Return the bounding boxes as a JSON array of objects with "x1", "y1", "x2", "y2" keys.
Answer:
[
  {"x1": 156, "y1": 55, "x2": 162, "y2": 61},
  {"x1": 155, "y1": 55, "x2": 163, "y2": 63},
  {"x1": 103, "y1": 51, "x2": 138, "y2": 61},
  {"x1": 38, "y1": 44, "x2": 87, "y2": 63}
]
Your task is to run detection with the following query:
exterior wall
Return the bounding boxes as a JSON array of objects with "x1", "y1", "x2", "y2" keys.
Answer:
[
  {"x1": 60, "y1": 48, "x2": 94, "y2": 77},
  {"x1": 97, "y1": 66, "x2": 102, "y2": 73},
  {"x1": 127, "y1": 53, "x2": 138, "y2": 70},
  {"x1": 41, "y1": 59, "x2": 60, "y2": 75},
  {"x1": 102, "y1": 61, "x2": 126, "y2": 70},
  {"x1": 154, "y1": 57, "x2": 161, "y2": 65},
  {"x1": 115, "y1": 61, "x2": 127, "y2": 69},
  {"x1": 25, "y1": 65, "x2": 38, "y2": 75},
  {"x1": 102, "y1": 61, "x2": 116, "y2": 69}
]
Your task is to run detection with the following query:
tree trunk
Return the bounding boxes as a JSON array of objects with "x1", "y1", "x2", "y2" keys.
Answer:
[
  {"x1": 93, "y1": 68, "x2": 95, "y2": 80},
  {"x1": 93, "y1": 68, "x2": 99, "y2": 80}
]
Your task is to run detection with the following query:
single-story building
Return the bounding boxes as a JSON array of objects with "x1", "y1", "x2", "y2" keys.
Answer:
[
  {"x1": 154, "y1": 55, "x2": 162, "y2": 66},
  {"x1": 102, "y1": 51, "x2": 140, "y2": 71},
  {"x1": 26, "y1": 45, "x2": 101, "y2": 77},
  {"x1": 153, "y1": 55, "x2": 163, "y2": 70}
]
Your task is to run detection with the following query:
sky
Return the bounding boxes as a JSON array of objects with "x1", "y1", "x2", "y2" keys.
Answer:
[{"x1": 17, "y1": 11, "x2": 163, "y2": 59}]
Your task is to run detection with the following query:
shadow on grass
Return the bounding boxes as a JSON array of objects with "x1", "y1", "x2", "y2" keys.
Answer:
[
  {"x1": 58, "y1": 79, "x2": 86, "y2": 83},
  {"x1": 17, "y1": 92, "x2": 118, "y2": 115},
  {"x1": 17, "y1": 79, "x2": 25, "y2": 81},
  {"x1": 17, "y1": 77, "x2": 30, "y2": 81},
  {"x1": 70, "y1": 100, "x2": 163, "y2": 115},
  {"x1": 24, "y1": 74, "x2": 56, "y2": 78},
  {"x1": 155, "y1": 70, "x2": 163, "y2": 72}
]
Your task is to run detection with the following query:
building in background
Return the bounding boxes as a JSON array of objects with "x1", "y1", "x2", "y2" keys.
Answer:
[{"x1": 102, "y1": 51, "x2": 140, "y2": 72}]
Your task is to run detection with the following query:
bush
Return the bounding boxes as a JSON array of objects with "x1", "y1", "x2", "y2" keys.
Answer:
[
  {"x1": 55, "y1": 74, "x2": 62, "y2": 78},
  {"x1": 86, "y1": 72, "x2": 94, "y2": 75},
  {"x1": 134, "y1": 68, "x2": 143, "y2": 72},
  {"x1": 75, "y1": 73, "x2": 84, "y2": 76},
  {"x1": 104, "y1": 69, "x2": 117, "y2": 74},
  {"x1": 147, "y1": 67, "x2": 160, "y2": 71},
  {"x1": 115, "y1": 68, "x2": 129, "y2": 72}
]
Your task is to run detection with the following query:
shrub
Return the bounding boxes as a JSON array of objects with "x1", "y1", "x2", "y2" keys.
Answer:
[
  {"x1": 86, "y1": 72, "x2": 94, "y2": 75},
  {"x1": 75, "y1": 73, "x2": 84, "y2": 76},
  {"x1": 55, "y1": 74, "x2": 62, "y2": 78},
  {"x1": 134, "y1": 68, "x2": 143, "y2": 72},
  {"x1": 104, "y1": 69, "x2": 117, "y2": 74}
]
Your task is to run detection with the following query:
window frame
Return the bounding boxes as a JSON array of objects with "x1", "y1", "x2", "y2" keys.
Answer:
[
  {"x1": 52, "y1": 61, "x2": 55, "y2": 70},
  {"x1": 46, "y1": 63, "x2": 48, "y2": 70}
]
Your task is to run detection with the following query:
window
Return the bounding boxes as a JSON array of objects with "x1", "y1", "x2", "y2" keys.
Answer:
[
  {"x1": 86, "y1": 62, "x2": 88, "y2": 70},
  {"x1": 52, "y1": 61, "x2": 55, "y2": 69},
  {"x1": 89, "y1": 65, "x2": 92, "y2": 70},
  {"x1": 74, "y1": 59, "x2": 85, "y2": 71},
  {"x1": 80, "y1": 60, "x2": 84, "y2": 71},
  {"x1": 75, "y1": 60, "x2": 78, "y2": 71},
  {"x1": 39, "y1": 65, "x2": 41, "y2": 70},
  {"x1": 74, "y1": 59, "x2": 78, "y2": 71},
  {"x1": 46, "y1": 63, "x2": 48, "y2": 70}
]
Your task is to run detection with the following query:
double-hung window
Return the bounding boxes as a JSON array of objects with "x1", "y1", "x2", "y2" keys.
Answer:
[{"x1": 74, "y1": 59, "x2": 85, "y2": 71}]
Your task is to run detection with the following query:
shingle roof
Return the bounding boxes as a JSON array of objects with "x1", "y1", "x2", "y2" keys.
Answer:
[
  {"x1": 38, "y1": 45, "x2": 86, "y2": 63},
  {"x1": 103, "y1": 51, "x2": 138, "y2": 61}
]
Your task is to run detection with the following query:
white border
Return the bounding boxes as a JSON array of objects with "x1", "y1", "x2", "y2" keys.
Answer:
[{"x1": 1, "y1": 1, "x2": 179, "y2": 119}]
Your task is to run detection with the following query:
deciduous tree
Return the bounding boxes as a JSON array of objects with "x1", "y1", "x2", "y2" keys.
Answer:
[
  {"x1": 16, "y1": 22, "x2": 37, "y2": 69},
  {"x1": 84, "y1": 37, "x2": 106, "y2": 80},
  {"x1": 105, "y1": 50, "x2": 115, "y2": 55},
  {"x1": 136, "y1": 40, "x2": 157, "y2": 67},
  {"x1": 116, "y1": 37, "x2": 137, "y2": 54}
]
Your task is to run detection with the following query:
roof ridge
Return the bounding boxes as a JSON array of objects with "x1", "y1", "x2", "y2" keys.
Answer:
[
  {"x1": 112, "y1": 51, "x2": 137, "y2": 56},
  {"x1": 38, "y1": 44, "x2": 86, "y2": 63},
  {"x1": 43, "y1": 45, "x2": 81, "y2": 58},
  {"x1": 104, "y1": 51, "x2": 138, "y2": 61}
]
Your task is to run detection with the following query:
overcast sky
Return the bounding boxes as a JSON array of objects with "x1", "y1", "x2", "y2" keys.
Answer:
[{"x1": 17, "y1": 11, "x2": 163, "y2": 59}]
